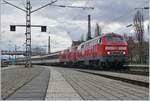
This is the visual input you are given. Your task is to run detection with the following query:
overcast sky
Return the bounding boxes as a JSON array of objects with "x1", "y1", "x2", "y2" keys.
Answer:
[{"x1": 1, "y1": 0, "x2": 149, "y2": 58}]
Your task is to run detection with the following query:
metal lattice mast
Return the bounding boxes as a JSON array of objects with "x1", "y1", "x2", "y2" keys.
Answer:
[
  {"x1": 3, "y1": 0, "x2": 94, "y2": 68},
  {"x1": 25, "y1": 1, "x2": 32, "y2": 67}
]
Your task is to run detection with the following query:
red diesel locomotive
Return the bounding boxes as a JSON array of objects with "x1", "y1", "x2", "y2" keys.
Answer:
[
  {"x1": 59, "y1": 33, "x2": 128, "y2": 67},
  {"x1": 16, "y1": 33, "x2": 128, "y2": 68}
]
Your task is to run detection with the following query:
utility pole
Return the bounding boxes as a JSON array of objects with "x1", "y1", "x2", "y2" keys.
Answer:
[
  {"x1": 15, "y1": 45, "x2": 17, "y2": 64},
  {"x1": 48, "y1": 36, "x2": 51, "y2": 54},
  {"x1": 14, "y1": 45, "x2": 20, "y2": 65},
  {"x1": 3, "y1": 0, "x2": 57, "y2": 67},
  {"x1": 3, "y1": 0, "x2": 94, "y2": 67},
  {"x1": 148, "y1": 25, "x2": 149, "y2": 35},
  {"x1": 8, "y1": 40, "x2": 11, "y2": 63}
]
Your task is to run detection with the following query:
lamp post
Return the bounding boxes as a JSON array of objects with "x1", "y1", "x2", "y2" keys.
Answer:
[
  {"x1": 8, "y1": 40, "x2": 11, "y2": 64},
  {"x1": 48, "y1": 32, "x2": 51, "y2": 54},
  {"x1": 14, "y1": 45, "x2": 21, "y2": 65}
]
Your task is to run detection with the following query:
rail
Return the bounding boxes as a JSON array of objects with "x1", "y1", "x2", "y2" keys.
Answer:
[{"x1": 124, "y1": 64, "x2": 149, "y2": 72}]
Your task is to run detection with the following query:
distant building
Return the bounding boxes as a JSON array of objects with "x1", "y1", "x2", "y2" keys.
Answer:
[{"x1": 71, "y1": 41, "x2": 82, "y2": 47}]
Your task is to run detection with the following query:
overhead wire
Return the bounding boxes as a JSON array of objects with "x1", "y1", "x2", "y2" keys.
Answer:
[
  {"x1": 42, "y1": 0, "x2": 92, "y2": 41},
  {"x1": 72, "y1": 0, "x2": 90, "y2": 20},
  {"x1": 53, "y1": 0, "x2": 90, "y2": 23},
  {"x1": 21, "y1": 0, "x2": 26, "y2": 8},
  {"x1": 51, "y1": 0, "x2": 91, "y2": 36}
]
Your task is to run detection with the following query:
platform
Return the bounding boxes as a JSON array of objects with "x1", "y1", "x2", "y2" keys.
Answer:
[
  {"x1": 2, "y1": 65, "x2": 149, "y2": 100},
  {"x1": 7, "y1": 67, "x2": 50, "y2": 100},
  {"x1": 45, "y1": 67, "x2": 82, "y2": 100}
]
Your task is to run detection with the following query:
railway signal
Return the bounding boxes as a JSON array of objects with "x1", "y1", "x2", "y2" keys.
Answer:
[
  {"x1": 10, "y1": 25, "x2": 16, "y2": 31},
  {"x1": 41, "y1": 26, "x2": 47, "y2": 32}
]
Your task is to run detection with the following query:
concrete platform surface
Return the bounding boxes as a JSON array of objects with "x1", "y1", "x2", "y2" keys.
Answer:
[
  {"x1": 1, "y1": 65, "x2": 44, "y2": 100},
  {"x1": 45, "y1": 66, "x2": 82, "y2": 100},
  {"x1": 1, "y1": 65, "x2": 22, "y2": 70},
  {"x1": 7, "y1": 66, "x2": 50, "y2": 100},
  {"x1": 2, "y1": 65, "x2": 149, "y2": 100}
]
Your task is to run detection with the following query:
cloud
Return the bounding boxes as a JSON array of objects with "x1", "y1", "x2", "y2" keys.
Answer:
[{"x1": 1, "y1": 0, "x2": 149, "y2": 54}]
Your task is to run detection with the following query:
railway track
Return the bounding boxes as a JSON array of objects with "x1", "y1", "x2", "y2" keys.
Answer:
[
  {"x1": 72, "y1": 68, "x2": 149, "y2": 88},
  {"x1": 58, "y1": 64, "x2": 148, "y2": 76},
  {"x1": 106, "y1": 69, "x2": 148, "y2": 76},
  {"x1": 85, "y1": 68, "x2": 148, "y2": 76}
]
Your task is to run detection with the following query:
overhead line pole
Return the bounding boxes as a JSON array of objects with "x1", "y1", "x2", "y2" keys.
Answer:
[
  {"x1": 3, "y1": 0, "x2": 57, "y2": 67},
  {"x1": 3, "y1": 0, "x2": 94, "y2": 68},
  {"x1": 25, "y1": 1, "x2": 31, "y2": 67}
]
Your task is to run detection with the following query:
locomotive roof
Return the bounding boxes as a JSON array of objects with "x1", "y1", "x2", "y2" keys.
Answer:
[
  {"x1": 104, "y1": 33, "x2": 122, "y2": 37},
  {"x1": 77, "y1": 33, "x2": 123, "y2": 50},
  {"x1": 61, "y1": 33, "x2": 123, "y2": 52}
]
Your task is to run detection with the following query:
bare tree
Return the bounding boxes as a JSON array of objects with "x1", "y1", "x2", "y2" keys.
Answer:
[{"x1": 133, "y1": 10, "x2": 144, "y2": 63}]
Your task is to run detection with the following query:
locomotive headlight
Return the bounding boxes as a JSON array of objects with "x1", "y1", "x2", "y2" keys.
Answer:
[
  {"x1": 107, "y1": 51, "x2": 110, "y2": 55},
  {"x1": 123, "y1": 52, "x2": 126, "y2": 54}
]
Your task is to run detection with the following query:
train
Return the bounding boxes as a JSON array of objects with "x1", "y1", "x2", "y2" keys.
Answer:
[{"x1": 17, "y1": 33, "x2": 128, "y2": 69}]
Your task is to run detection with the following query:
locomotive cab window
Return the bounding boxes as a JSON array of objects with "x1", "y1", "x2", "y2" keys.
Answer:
[{"x1": 106, "y1": 35, "x2": 124, "y2": 42}]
